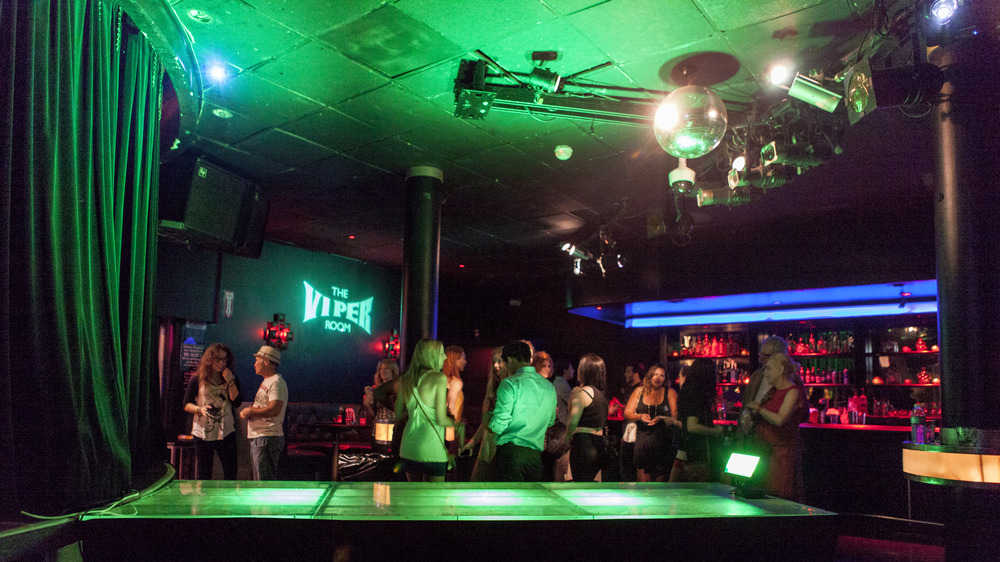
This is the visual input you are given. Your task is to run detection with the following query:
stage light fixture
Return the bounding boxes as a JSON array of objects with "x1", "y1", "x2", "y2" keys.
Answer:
[
  {"x1": 787, "y1": 73, "x2": 842, "y2": 113},
  {"x1": 573, "y1": 258, "x2": 583, "y2": 276},
  {"x1": 842, "y1": 60, "x2": 945, "y2": 125},
  {"x1": 696, "y1": 185, "x2": 751, "y2": 208},
  {"x1": 527, "y1": 67, "x2": 563, "y2": 93},
  {"x1": 654, "y1": 85, "x2": 728, "y2": 159},
  {"x1": 454, "y1": 59, "x2": 496, "y2": 120},
  {"x1": 561, "y1": 243, "x2": 591, "y2": 261},
  {"x1": 929, "y1": 0, "x2": 958, "y2": 24},
  {"x1": 760, "y1": 141, "x2": 829, "y2": 169},
  {"x1": 264, "y1": 313, "x2": 294, "y2": 350},
  {"x1": 768, "y1": 64, "x2": 791, "y2": 86},
  {"x1": 731, "y1": 154, "x2": 746, "y2": 171}
]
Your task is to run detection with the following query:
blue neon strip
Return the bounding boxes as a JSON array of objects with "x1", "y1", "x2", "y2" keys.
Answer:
[
  {"x1": 626, "y1": 302, "x2": 938, "y2": 328},
  {"x1": 626, "y1": 280, "x2": 937, "y2": 317}
]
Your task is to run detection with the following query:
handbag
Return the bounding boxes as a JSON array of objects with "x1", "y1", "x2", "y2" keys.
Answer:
[
  {"x1": 622, "y1": 422, "x2": 637, "y2": 443},
  {"x1": 544, "y1": 420, "x2": 570, "y2": 457}
]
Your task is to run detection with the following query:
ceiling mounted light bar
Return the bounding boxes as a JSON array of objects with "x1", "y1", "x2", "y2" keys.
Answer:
[{"x1": 569, "y1": 280, "x2": 938, "y2": 327}]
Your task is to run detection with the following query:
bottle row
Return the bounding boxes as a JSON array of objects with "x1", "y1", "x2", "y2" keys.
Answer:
[
  {"x1": 774, "y1": 331, "x2": 855, "y2": 355},
  {"x1": 677, "y1": 333, "x2": 748, "y2": 357}
]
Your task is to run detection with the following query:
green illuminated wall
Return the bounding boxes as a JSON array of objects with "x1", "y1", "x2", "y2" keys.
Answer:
[{"x1": 158, "y1": 240, "x2": 401, "y2": 404}]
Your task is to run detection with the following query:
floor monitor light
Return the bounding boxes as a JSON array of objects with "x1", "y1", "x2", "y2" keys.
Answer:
[{"x1": 725, "y1": 452, "x2": 765, "y2": 499}]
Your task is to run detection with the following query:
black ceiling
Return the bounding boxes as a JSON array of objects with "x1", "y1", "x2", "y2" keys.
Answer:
[{"x1": 158, "y1": 0, "x2": 950, "y2": 303}]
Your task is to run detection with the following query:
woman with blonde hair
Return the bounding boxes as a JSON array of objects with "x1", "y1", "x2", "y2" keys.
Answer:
[
  {"x1": 442, "y1": 346, "x2": 467, "y2": 442},
  {"x1": 459, "y1": 347, "x2": 507, "y2": 481},
  {"x1": 183, "y1": 343, "x2": 241, "y2": 479},
  {"x1": 363, "y1": 358, "x2": 399, "y2": 420},
  {"x1": 747, "y1": 352, "x2": 808, "y2": 501},
  {"x1": 396, "y1": 339, "x2": 456, "y2": 482}
]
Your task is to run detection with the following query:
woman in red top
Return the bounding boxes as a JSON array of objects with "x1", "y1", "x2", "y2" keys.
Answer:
[{"x1": 747, "y1": 352, "x2": 807, "y2": 501}]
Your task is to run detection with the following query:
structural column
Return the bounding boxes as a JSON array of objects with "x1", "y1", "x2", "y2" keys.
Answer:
[
  {"x1": 931, "y1": 30, "x2": 1000, "y2": 561},
  {"x1": 399, "y1": 166, "x2": 443, "y2": 369},
  {"x1": 932, "y1": 33, "x2": 1000, "y2": 442}
]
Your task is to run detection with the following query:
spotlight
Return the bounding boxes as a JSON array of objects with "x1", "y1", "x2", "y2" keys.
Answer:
[
  {"x1": 573, "y1": 258, "x2": 583, "y2": 276},
  {"x1": 727, "y1": 168, "x2": 747, "y2": 190},
  {"x1": 561, "y1": 243, "x2": 591, "y2": 261},
  {"x1": 206, "y1": 63, "x2": 229, "y2": 84},
  {"x1": 768, "y1": 64, "x2": 792, "y2": 86},
  {"x1": 527, "y1": 67, "x2": 563, "y2": 93},
  {"x1": 264, "y1": 314, "x2": 294, "y2": 350},
  {"x1": 554, "y1": 145, "x2": 573, "y2": 160},
  {"x1": 787, "y1": 73, "x2": 842, "y2": 113},
  {"x1": 842, "y1": 60, "x2": 944, "y2": 125},
  {"x1": 696, "y1": 185, "x2": 752, "y2": 207},
  {"x1": 929, "y1": 0, "x2": 958, "y2": 24},
  {"x1": 760, "y1": 141, "x2": 830, "y2": 169},
  {"x1": 731, "y1": 154, "x2": 746, "y2": 171}
]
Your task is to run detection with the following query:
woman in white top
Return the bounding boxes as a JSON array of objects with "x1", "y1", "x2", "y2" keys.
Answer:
[{"x1": 183, "y1": 343, "x2": 241, "y2": 479}]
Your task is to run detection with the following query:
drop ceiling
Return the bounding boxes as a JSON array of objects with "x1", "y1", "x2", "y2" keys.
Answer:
[{"x1": 159, "y1": 0, "x2": 943, "y2": 301}]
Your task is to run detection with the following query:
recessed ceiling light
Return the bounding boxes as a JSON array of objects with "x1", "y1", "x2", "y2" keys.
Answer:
[
  {"x1": 212, "y1": 108, "x2": 233, "y2": 119},
  {"x1": 187, "y1": 10, "x2": 213, "y2": 24},
  {"x1": 348, "y1": 235, "x2": 356, "y2": 239}
]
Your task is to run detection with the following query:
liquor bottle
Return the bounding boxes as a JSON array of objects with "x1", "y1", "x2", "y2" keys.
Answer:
[
  {"x1": 809, "y1": 333, "x2": 816, "y2": 353},
  {"x1": 910, "y1": 404, "x2": 926, "y2": 444}
]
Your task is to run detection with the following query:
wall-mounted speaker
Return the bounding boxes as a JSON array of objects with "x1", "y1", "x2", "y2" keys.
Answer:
[{"x1": 159, "y1": 156, "x2": 268, "y2": 258}]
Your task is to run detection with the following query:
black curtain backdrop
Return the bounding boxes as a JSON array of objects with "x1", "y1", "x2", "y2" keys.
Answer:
[{"x1": 1, "y1": 0, "x2": 163, "y2": 516}]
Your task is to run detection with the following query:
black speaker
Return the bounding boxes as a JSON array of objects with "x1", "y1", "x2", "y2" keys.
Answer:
[
  {"x1": 231, "y1": 184, "x2": 269, "y2": 258},
  {"x1": 159, "y1": 156, "x2": 268, "y2": 257}
]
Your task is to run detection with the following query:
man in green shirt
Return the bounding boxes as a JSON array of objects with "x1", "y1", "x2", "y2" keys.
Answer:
[{"x1": 489, "y1": 340, "x2": 557, "y2": 481}]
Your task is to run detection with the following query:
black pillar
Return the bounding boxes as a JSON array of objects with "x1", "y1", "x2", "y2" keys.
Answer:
[
  {"x1": 931, "y1": 29, "x2": 1000, "y2": 561},
  {"x1": 932, "y1": 33, "x2": 1000, "y2": 441},
  {"x1": 400, "y1": 166, "x2": 443, "y2": 370}
]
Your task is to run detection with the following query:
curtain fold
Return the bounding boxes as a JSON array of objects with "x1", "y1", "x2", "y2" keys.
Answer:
[{"x1": 1, "y1": 0, "x2": 162, "y2": 517}]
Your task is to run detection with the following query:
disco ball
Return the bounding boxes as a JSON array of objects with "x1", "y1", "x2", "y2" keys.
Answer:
[{"x1": 653, "y1": 85, "x2": 728, "y2": 159}]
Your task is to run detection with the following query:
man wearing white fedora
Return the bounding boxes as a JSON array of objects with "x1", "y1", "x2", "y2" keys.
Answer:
[{"x1": 240, "y1": 345, "x2": 288, "y2": 480}]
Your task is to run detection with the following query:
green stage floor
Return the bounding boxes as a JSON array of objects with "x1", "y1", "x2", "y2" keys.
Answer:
[{"x1": 81, "y1": 480, "x2": 833, "y2": 521}]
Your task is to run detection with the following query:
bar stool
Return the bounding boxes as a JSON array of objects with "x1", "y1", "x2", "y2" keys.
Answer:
[{"x1": 167, "y1": 434, "x2": 195, "y2": 479}]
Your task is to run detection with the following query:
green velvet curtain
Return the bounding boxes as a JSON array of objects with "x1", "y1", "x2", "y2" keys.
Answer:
[{"x1": 0, "y1": 0, "x2": 163, "y2": 516}]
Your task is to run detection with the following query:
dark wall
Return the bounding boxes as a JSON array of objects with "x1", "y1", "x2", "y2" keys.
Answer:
[{"x1": 158, "y1": 241, "x2": 401, "y2": 405}]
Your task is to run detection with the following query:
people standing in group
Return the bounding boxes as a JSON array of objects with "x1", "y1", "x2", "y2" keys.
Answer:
[
  {"x1": 489, "y1": 340, "x2": 557, "y2": 482},
  {"x1": 549, "y1": 357, "x2": 575, "y2": 482},
  {"x1": 183, "y1": 343, "x2": 242, "y2": 480},
  {"x1": 746, "y1": 352, "x2": 808, "y2": 501},
  {"x1": 459, "y1": 346, "x2": 507, "y2": 481},
  {"x1": 624, "y1": 364, "x2": 678, "y2": 482},
  {"x1": 670, "y1": 358, "x2": 725, "y2": 482},
  {"x1": 563, "y1": 353, "x2": 609, "y2": 482},
  {"x1": 239, "y1": 346, "x2": 288, "y2": 481},
  {"x1": 396, "y1": 339, "x2": 456, "y2": 482},
  {"x1": 363, "y1": 358, "x2": 399, "y2": 421},
  {"x1": 615, "y1": 362, "x2": 644, "y2": 482}
]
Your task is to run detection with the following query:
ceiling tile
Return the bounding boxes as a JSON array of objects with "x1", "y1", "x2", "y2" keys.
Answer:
[
  {"x1": 694, "y1": 0, "x2": 835, "y2": 32},
  {"x1": 399, "y1": 117, "x2": 504, "y2": 161},
  {"x1": 478, "y1": 17, "x2": 611, "y2": 80},
  {"x1": 202, "y1": 71, "x2": 323, "y2": 128},
  {"x1": 394, "y1": 0, "x2": 557, "y2": 50},
  {"x1": 190, "y1": 138, "x2": 291, "y2": 180},
  {"x1": 319, "y1": 5, "x2": 463, "y2": 78},
  {"x1": 234, "y1": 129, "x2": 336, "y2": 167},
  {"x1": 254, "y1": 41, "x2": 390, "y2": 106},
  {"x1": 334, "y1": 84, "x2": 453, "y2": 139},
  {"x1": 567, "y1": 0, "x2": 716, "y2": 64},
  {"x1": 347, "y1": 137, "x2": 438, "y2": 174},
  {"x1": 174, "y1": 0, "x2": 306, "y2": 69},
  {"x1": 242, "y1": 0, "x2": 387, "y2": 37},
  {"x1": 194, "y1": 100, "x2": 269, "y2": 144},
  {"x1": 280, "y1": 109, "x2": 380, "y2": 153}
]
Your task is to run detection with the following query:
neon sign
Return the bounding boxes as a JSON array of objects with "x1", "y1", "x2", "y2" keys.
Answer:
[{"x1": 303, "y1": 281, "x2": 373, "y2": 334}]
